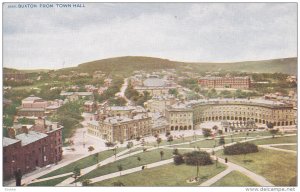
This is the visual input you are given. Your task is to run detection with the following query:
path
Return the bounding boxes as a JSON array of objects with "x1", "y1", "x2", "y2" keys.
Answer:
[
  {"x1": 258, "y1": 143, "x2": 297, "y2": 154},
  {"x1": 200, "y1": 156, "x2": 274, "y2": 186},
  {"x1": 89, "y1": 159, "x2": 173, "y2": 184},
  {"x1": 26, "y1": 133, "x2": 296, "y2": 186}
]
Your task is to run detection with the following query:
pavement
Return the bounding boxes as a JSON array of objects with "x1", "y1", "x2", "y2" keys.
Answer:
[{"x1": 11, "y1": 132, "x2": 296, "y2": 187}]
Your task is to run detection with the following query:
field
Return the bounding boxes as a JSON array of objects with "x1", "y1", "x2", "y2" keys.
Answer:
[
  {"x1": 77, "y1": 148, "x2": 176, "y2": 181},
  {"x1": 216, "y1": 147, "x2": 297, "y2": 186},
  {"x1": 211, "y1": 171, "x2": 259, "y2": 186},
  {"x1": 39, "y1": 148, "x2": 125, "y2": 179},
  {"x1": 93, "y1": 163, "x2": 226, "y2": 186},
  {"x1": 27, "y1": 175, "x2": 70, "y2": 186},
  {"x1": 272, "y1": 145, "x2": 297, "y2": 151},
  {"x1": 248, "y1": 136, "x2": 297, "y2": 145}
]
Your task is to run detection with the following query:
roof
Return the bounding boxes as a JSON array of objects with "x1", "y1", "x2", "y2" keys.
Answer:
[
  {"x1": 3, "y1": 137, "x2": 20, "y2": 147},
  {"x1": 60, "y1": 92, "x2": 93, "y2": 96},
  {"x1": 143, "y1": 77, "x2": 166, "y2": 87},
  {"x1": 15, "y1": 131, "x2": 48, "y2": 146},
  {"x1": 18, "y1": 108, "x2": 45, "y2": 112},
  {"x1": 103, "y1": 116, "x2": 133, "y2": 124},
  {"x1": 23, "y1": 95, "x2": 43, "y2": 101},
  {"x1": 88, "y1": 120, "x2": 99, "y2": 126},
  {"x1": 109, "y1": 106, "x2": 135, "y2": 111}
]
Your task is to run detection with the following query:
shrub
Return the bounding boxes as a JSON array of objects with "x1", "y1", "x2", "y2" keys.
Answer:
[
  {"x1": 173, "y1": 148, "x2": 179, "y2": 155},
  {"x1": 183, "y1": 151, "x2": 213, "y2": 166},
  {"x1": 202, "y1": 128, "x2": 212, "y2": 137},
  {"x1": 173, "y1": 154, "x2": 184, "y2": 165},
  {"x1": 224, "y1": 142, "x2": 258, "y2": 155}
]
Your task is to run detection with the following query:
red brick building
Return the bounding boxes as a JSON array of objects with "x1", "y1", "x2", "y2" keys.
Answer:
[
  {"x1": 3, "y1": 119, "x2": 63, "y2": 180},
  {"x1": 198, "y1": 76, "x2": 251, "y2": 89}
]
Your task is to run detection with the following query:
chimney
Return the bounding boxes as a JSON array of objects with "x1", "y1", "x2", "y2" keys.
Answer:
[
  {"x1": 35, "y1": 117, "x2": 46, "y2": 129},
  {"x1": 21, "y1": 126, "x2": 29, "y2": 134},
  {"x1": 7, "y1": 128, "x2": 16, "y2": 139}
]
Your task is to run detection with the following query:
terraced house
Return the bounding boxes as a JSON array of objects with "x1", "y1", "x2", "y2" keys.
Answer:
[{"x1": 166, "y1": 98, "x2": 296, "y2": 132}]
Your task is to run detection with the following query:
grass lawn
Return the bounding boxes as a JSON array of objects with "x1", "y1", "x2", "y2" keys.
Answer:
[
  {"x1": 224, "y1": 131, "x2": 272, "y2": 138},
  {"x1": 92, "y1": 162, "x2": 226, "y2": 186},
  {"x1": 272, "y1": 145, "x2": 297, "y2": 151},
  {"x1": 176, "y1": 138, "x2": 245, "y2": 148},
  {"x1": 248, "y1": 136, "x2": 297, "y2": 145},
  {"x1": 78, "y1": 148, "x2": 182, "y2": 182},
  {"x1": 27, "y1": 175, "x2": 70, "y2": 186},
  {"x1": 39, "y1": 148, "x2": 125, "y2": 179},
  {"x1": 118, "y1": 147, "x2": 144, "y2": 157},
  {"x1": 211, "y1": 171, "x2": 259, "y2": 186},
  {"x1": 216, "y1": 148, "x2": 297, "y2": 186}
]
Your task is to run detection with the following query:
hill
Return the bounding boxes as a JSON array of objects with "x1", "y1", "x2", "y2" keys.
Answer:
[
  {"x1": 4, "y1": 56, "x2": 297, "y2": 75},
  {"x1": 57, "y1": 56, "x2": 297, "y2": 75}
]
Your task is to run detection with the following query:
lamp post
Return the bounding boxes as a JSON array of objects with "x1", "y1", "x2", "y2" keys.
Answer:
[{"x1": 83, "y1": 131, "x2": 86, "y2": 148}]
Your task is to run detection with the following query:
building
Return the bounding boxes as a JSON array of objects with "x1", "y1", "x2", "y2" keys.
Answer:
[
  {"x1": 165, "y1": 103, "x2": 194, "y2": 131},
  {"x1": 60, "y1": 91, "x2": 94, "y2": 101},
  {"x1": 4, "y1": 73, "x2": 27, "y2": 81},
  {"x1": 17, "y1": 96, "x2": 63, "y2": 117},
  {"x1": 150, "y1": 113, "x2": 170, "y2": 135},
  {"x1": 17, "y1": 95, "x2": 49, "y2": 117},
  {"x1": 133, "y1": 75, "x2": 180, "y2": 96},
  {"x1": 166, "y1": 98, "x2": 296, "y2": 132},
  {"x1": 84, "y1": 101, "x2": 97, "y2": 112},
  {"x1": 144, "y1": 95, "x2": 177, "y2": 115},
  {"x1": 88, "y1": 114, "x2": 152, "y2": 142},
  {"x1": 198, "y1": 76, "x2": 251, "y2": 89},
  {"x1": 3, "y1": 119, "x2": 63, "y2": 180}
]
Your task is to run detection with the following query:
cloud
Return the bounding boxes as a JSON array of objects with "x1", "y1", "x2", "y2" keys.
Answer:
[{"x1": 3, "y1": 3, "x2": 297, "y2": 69}]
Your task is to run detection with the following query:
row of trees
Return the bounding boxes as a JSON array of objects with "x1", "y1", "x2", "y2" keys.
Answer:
[{"x1": 125, "y1": 81, "x2": 152, "y2": 106}]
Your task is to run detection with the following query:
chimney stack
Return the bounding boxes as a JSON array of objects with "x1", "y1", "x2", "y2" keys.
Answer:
[
  {"x1": 21, "y1": 126, "x2": 29, "y2": 134},
  {"x1": 8, "y1": 128, "x2": 16, "y2": 139}
]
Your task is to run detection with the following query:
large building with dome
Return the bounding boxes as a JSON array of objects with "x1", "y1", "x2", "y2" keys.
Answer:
[{"x1": 134, "y1": 75, "x2": 180, "y2": 96}]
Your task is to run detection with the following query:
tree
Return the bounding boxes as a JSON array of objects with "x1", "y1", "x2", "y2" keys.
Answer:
[
  {"x1": 165, "y1": 131, "x2": 171, "y2": 137},
  {"x1": 73, "y1": 166, "x2": 81, "y2": 182},
  {"x1": 88, "y1": 146, "x2": 95, "y2": 154},
  {"x1": 94, "y1": 153, "x2": 99, "y2": 163},
  {"x1": 156, "y1": 138, "x2": 162, "y2": 147},
  {"x1": 202, "y1": 128, "x2": 212, "y2": 138},
  {"x1": 127, "y1": 141, "x2": 134, "y2": 151},
  {"x1": 173, "y1": 154, "x2": 184, "y2": 165},
  {"x1": 82, "y1": 179, "x2": 92, "y2": 186},
  {"x1": 173, "y1": 148, "x2": 179, "y2": 155},
  {"x1": 167, "y1": 135, "x2": 173, "y2": 145},
  {"x1": 105, "y1": 142, "x2": 115, "y2": 148},
  {"x1": 218, "y1": 130, "x2": 223, "y2": 135},
  {"x1": 160, "y1": 150, "x2": 164, "y2": 160},
  {"x1": 137, "y1": 156, "x2": 141, "y2": 162},
  {"x1": 219, "y1": 136, "x2": 225, "y2": 145},
  {"x1": 269, "y1": 129, "x2": 279, "y2": 138},
  {"x1": 168, "y1": 88, "x2": 178, "y2": 97},
  {"x1": 212, "y1": 125, "x2": 218, "y2": 131},
  {"x1": 117, "y1": 164, "x2": 123, "y2": 176}
]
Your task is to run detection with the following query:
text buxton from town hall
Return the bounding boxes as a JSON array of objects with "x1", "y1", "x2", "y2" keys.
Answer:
[{"x1": 7, "y1": 3, "x2": 86, "y2": 9}]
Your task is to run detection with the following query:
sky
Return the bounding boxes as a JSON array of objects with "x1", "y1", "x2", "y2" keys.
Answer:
[{"x1": 3, "y1": 2, "x2": 297, "y2": 69}]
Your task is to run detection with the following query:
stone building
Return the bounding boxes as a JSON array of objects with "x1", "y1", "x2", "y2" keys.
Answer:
[
  {"x1": 165, "y1": 103, "x2": 194, "y2": 131},
  {"x1": 198, "y1": 76, "x2": 251, "y2": 89},
  {"x1": 166, "y1": 98, "x2": 296, "y2": 132},
  {"x1": 88, "y1": 114, "x2": 152, "y2": 142},
  {"x1": 145, "y1": 95, "x2": 177, "y2": 115},
  {"x1": 17, "y1": 95, "x2": 49, "y2": 117}
]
